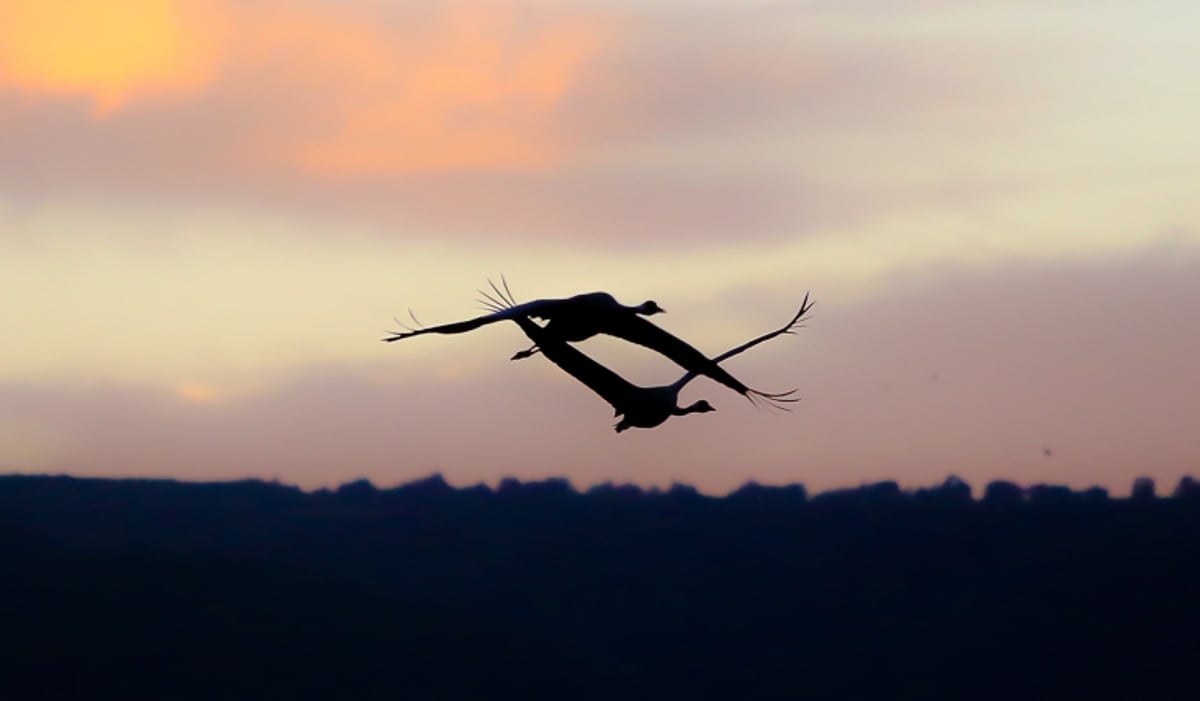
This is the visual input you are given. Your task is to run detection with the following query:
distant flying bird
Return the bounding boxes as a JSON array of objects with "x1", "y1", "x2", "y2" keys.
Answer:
[
  {"x1": 512, "y1": 295, "x2": 813, "y2": 432},
  {"x1": 384, "y1": 278, "x2": 778, "y2": 402},
  {"x1": 1043, "y1": 446, "x2": 1054, "y2": 457}
]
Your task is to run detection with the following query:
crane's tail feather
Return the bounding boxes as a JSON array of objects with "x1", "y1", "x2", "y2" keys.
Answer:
[
  {"x1": 501, "y1": 275, "x2": 516, "y2": 308},
  {"x1": 384, "y1": 277, "x2": 520, "y2": 342},
  {"x1": 382, "y1": 308, "x2": 427, "y2": 342},
  {"x1": 746, "y1": 387, "x2": 801, "y2": 413},
  {"x1": 476, "y1": 290, "x2": 506, "y2": 313},
  {"x1": 476, "y1": 296, "x2": 505, "y2": 314},
  {"x1": 477, "y1": 275, "x2": 520, "y2": 313},
  {"x1": 488, "y1": 277, "x2": 510, "y2": 307},
  {"x1": 481, "y1": 276, "x2": 542, "y2": 361}
]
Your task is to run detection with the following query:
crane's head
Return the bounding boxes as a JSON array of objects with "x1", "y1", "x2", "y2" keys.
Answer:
[
  {"x1": 684, "y1": 399, "x2": 715, "y2": 415},
  {"x1": 637, "y1": 300, "x2": 665, "y2": 316}
]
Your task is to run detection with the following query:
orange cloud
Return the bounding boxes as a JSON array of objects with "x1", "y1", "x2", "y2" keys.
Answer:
[
  {"x1": 0, "y1": 0, "x2": 226, "y2": 115},
  {"x1": 237, "y1": 2, "x2": 612, "y2": 174},
  {"x1": 0, "y1": 1, "x2": 610, "y2": 170}
]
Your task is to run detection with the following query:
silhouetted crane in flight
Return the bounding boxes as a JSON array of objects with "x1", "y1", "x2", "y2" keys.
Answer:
[
  {"x1": 512, "y1": 295, "x2": 813, "y2": 431},
  {"x1": 384, "y1": 278, "x2": 791, "y2": 404}
]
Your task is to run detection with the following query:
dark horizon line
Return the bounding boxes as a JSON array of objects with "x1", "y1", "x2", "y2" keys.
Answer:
[{"x1": 2, "y1": 470, "x2": 1196, "y2": 504}]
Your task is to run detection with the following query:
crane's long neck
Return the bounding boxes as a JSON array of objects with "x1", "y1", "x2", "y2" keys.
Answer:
[
  {"x1": 670, "y1": 373, "x2": 698, "y2": 394},
  {"x1": 672, "y1": 400, "x2": 708, "y2": 417}
]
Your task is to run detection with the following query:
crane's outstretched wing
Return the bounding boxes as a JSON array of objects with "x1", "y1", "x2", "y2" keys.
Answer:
[
  {"x1": 513, "y1": 315, "x2": 637, "y2": 414},
  {"x1": 673, "y1": 293, "x2": 815, "y2": 407},
  {"x1": 609, "y1": 315, "x2": 753, "y2": 396},
  {"x1": 382, "y1": 298, "x2": 561, "y2": 342},
  {"x1": 712, "y1": 293, "x2": 813, "y2": 365},
  {"x1": 383, "y1": 311, "x2": 504, "y2": 341}
]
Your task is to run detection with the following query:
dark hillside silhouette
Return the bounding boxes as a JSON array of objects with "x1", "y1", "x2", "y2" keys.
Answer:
[{"x1": 2, "y1": 473, "x2": 1199, "y2": 699}]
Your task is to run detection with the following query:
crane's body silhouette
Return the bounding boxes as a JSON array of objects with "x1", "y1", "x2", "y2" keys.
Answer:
[
  {"x1": 384, "y1": 279, "x2": 785, "y2": 403},
  {"x1": 512, "y1": 296, "x2": 812, "y2": 432},
  {"x1": 386, "y1": 291, "x2": 661, "y2": 345}
]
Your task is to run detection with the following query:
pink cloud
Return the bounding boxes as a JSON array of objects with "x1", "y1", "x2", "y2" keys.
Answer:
[{"x1": 0, "y1": 1, "x2": 1026, "y2": 245}]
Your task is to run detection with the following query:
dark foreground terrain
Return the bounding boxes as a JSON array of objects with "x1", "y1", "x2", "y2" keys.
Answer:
[{"x1": 2, "y1": 473, "x2": 1198, "y2": 700}]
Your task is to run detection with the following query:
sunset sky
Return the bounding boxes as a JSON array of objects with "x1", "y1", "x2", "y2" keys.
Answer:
[{"x1": 2, "y1": 0, "x2": 1197, "y2": 494}]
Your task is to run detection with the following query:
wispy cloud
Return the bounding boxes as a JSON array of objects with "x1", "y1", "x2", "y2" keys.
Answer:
[
  {"x1": 1, "y1": 0, "x2": 612, "y2": 173},
  {"x1": 242, "y1": 2, "x2": 612, "y2": 174},
  {"x1": 0, "y1": 0, "x2": 1035, "y2": 242}
]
